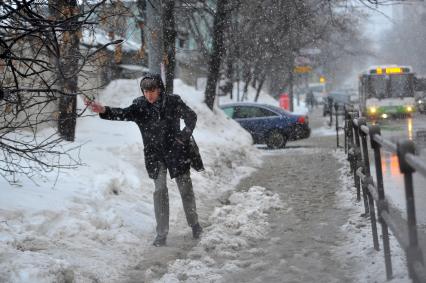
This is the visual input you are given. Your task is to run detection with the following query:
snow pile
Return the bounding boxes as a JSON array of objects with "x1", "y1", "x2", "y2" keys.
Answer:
[
  {"x1": 0, "y1": 78, "x2": 262, "y2": 282},
  {"x1": 155, "y1": 186, "x2": 283, "y2": 283},
  {"x1": 332, "y1": 149, "x2": 410, "y2": 283},
  {"x1": 311, "y1": 126, "x2": 337, "y2": 137}
]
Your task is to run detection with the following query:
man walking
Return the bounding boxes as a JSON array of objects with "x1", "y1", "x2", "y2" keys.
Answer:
[
  {"x1": 85, "y1": 74, "x2": 203, "y2": 247},
  {"x1": 305, "y1": 90, "x2": 315, "y2": 110}
]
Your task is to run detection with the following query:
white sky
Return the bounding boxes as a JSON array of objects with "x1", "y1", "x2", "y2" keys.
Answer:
[{"x1": 363, "y1": 4, "x2": 394, "y2": 39}]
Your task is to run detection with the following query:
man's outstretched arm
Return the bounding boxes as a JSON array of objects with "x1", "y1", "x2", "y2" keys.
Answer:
[
  {"x1": 84, "y1": 98, "x2": 137, "y2": 121},
  {"x1": 85, "y1": 98, "x2": 105, "y2": 114}
]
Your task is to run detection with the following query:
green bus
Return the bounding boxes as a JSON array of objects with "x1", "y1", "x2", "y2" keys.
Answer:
[{"x1": 359, "y1": 65, "x2": 415, "y2": 119}]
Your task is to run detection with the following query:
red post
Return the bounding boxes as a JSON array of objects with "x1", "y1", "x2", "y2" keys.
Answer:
[{"x1": 279, "y1": 93, "x2": 290, "y2": 110}]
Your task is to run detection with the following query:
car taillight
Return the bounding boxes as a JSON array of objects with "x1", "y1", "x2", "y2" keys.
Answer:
[{"x1": 297, "y1": 116, "x2": 305, "y2": 124}]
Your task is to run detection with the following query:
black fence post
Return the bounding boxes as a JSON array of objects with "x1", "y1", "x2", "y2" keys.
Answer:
[
  {"x1": 370, "y1": 125, "x2": 393, "y2": 280},
  {"x1": 344, "y1": 107, "x2": 352, "y2": 154},
  {"x1": 358, "y1": 118, "x2": 380, "y2": 251},
  {"x1": 335, "y1": 103, "x2": 340, "y2": 148},
  {"x1": 344, "y1": 107, "x2": 347, "y2": 153},
  {"x1": 346, "y1": 112, "x2": 354, "y2": 170},
  {"x1": 397, "y1": 140, "x2": 424, "y2": 281},
  {"x1": 356, "y1": 119, "x2": 370, "y2": 213},
  {"x1": 353, "y1": 120, "x2": 363, "y2": 203}
]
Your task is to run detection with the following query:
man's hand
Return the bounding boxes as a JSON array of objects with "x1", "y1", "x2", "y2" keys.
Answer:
[
  {"x1": 84, "y1": 97, "x2": 105, "y2": 114},
  {"x1": 175, "y1": 128, "x2": 192, "y2": 145},
  {"x1": 175, "y1": 138, "x2": 184, "y2": 145}
]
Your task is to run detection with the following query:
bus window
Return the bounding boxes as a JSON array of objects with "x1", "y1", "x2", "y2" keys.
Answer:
[
  {"x1": 390, "y1": 75, "x2": 413, "y2": 98},
  {"x1": 368, "y1": 77, "x2": 387, "y2": 99}
]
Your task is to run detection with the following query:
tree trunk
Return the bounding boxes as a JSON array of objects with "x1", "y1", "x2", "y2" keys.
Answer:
[
  {"x1": 288, "y1": 58, "x2": 294, "y2": 112},
  {"x1": 254, "y1": 73, "x2": 266, "y2": 102},
  {"x1": 51, "y1": 0, "x2": 80, "y2": 141},
  {"x1": 225, "y1": 56, "x2": 233, "y2": 100},
  {"x1": 162, "y1": 0, "x2": 176, "y2": 95},
  {"x1": 204, "y1": 0, "x2": 229, "y2": 110},
  {"x1": 146, "y1": 0, "x2": 163, "y2": 74},
  {"x1": 135, "y1": 0, "x2": 146, "y2": 62},
  {"x1": 241, "y1": 65, "x2": 251, "y2": 101}
]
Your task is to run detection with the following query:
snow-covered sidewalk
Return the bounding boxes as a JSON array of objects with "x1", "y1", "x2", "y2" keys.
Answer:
[{"x1": 146, "y1": 142, "x2": 409, "y2": 283}]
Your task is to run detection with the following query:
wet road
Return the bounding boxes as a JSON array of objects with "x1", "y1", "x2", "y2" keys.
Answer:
[{"x1": 368, "y1": 114, "x2": 426, "y2": 227}]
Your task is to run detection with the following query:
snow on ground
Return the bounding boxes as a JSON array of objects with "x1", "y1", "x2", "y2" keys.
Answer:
[
  {"x1": 154, "y1": 186, "x2": 283, "y2": 283},
  {"x1": 311, "y1": 126, "x2": 337, "y2": 137},
  {"x1": 332, "y1": 150, "x2": 410, "y2": 283},
  {"x1": 0, "y1": 79, "x2": 262, "y2": 282}
]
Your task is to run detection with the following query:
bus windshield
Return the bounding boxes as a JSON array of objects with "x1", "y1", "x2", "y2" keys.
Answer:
[
  {"x1": 368, "y1": 74, "x2": 413, "y2": 99},
  {"x1": 368, "y1": 76, "x2": 386, "y2": 99},
  {"x1": 390, "y1": 75, "x2": 412, "y2": 97}
]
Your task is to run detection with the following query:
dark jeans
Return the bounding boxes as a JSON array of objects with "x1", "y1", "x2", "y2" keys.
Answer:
[{"x1": 153, "y1": 162, "x2": 198, "y2": 238}]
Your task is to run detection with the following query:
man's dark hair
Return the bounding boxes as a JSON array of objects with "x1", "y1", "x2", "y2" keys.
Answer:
[{"x1": 140, "y1": 77, "x2": 160, "y2": 91}]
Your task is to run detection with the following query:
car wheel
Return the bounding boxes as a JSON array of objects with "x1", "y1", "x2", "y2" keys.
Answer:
[{"x1": 266, "y1": 130, "x2": 287, "y2": 149}]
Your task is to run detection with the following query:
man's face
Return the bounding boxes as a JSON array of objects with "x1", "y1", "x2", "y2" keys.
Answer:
[{"x1": 144, "y1": 88, "x2": 161, "y2": 104}]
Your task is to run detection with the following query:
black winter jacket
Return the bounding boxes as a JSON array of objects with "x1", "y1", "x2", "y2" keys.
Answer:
[{"x1": 100, "y1": 76, "x2": 204, "y2": 179}]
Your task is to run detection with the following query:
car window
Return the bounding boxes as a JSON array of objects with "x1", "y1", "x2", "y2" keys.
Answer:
[
  {"x1": 269, "y1": 105, "x2": 290, "y2": 116},
  {"x1": 234, "y1": 107, "x2": 252, "y2": 118},
  {"x1": 234, "y1": 106, "x2": 278, "y2": 118},
  {"x1": 258, "y1": 108, "x2": 279, "y2": 117},
  {"x1": 222, "y1": 107, "x2": 235, "y2": 118}
]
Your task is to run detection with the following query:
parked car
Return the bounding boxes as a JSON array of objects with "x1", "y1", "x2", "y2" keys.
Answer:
[{"x1": 220, "y1": 103, "x2": 310, "y2": 149}]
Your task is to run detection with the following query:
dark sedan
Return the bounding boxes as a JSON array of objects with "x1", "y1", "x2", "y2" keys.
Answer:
[{"x1": 220, "y1": 103, "x2": 310, "y2": 149}]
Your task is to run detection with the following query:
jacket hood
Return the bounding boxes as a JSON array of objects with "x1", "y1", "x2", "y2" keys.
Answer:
[
  {"x1": 137, "y1": 73, "x2": 166, "y2": 97},
  {"x1": 137, "y1": 73, "x2": 167, "y2": 109}
]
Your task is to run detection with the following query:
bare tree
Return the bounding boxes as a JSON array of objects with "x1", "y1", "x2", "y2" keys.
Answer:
[
  {"x1": 49, "y1": 0, "x2": 81, "y2": 141},
  {"x1": 204, "y1": 0, "x2": 230, "y2": 110},
  {"x1": 232, "y1": 0, "x2": 367, "y2": 108},
  {"x1": 379, "y1": 2, "x2": 426, "y2": 75},
  {"x1": 145, "y1": 0, "x2": 163, "y2": 73},
  {"x1": 162, "y1": 0, "x2": 177, "y2": 94},
  {"x1": 0, "y1": 0, "x2": 120, "y2": 182}
]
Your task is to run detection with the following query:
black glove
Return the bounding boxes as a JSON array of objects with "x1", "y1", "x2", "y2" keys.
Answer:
[{"x1": 176, "y1": 128, "x2": 192, "y2": 143}]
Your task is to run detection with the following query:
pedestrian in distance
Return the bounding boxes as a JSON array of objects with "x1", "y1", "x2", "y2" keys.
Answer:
[
  {"x1": 305, "y1": 90, "x2": 315, "y2": 111},
  {"x1": 84, "y1": 73, "x2": 204, "y2": 247}
]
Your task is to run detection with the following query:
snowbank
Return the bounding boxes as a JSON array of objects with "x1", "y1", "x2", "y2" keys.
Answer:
[
  {"x1": 0, "y1": 78, "x2": 262, "y2": 282},
  {"x1": 155, "y1": 186, "x2": 283, "y2": 283}
]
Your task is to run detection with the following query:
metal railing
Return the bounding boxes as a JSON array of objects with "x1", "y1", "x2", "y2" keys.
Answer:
[
  {"x1": 340, "y1": 106, "x2": 426, "y2": 282},
  {"x1": 324, "y1": 100, "x2": 347, "y2": 148}
]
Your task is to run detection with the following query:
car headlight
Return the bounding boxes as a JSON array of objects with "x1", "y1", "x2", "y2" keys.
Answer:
[
  {"x1": 418, "y1": 99, "x2": 423, "y2": 104},
  {"x1": 381, "y1": 113, "x2": 388, "y2": 119},
  {"x1": 406, "y1": 106, "x2": 413, "y2": 112},
  {"x1": 369, "y1": 107, "x2": 377, "y2": 114}
]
